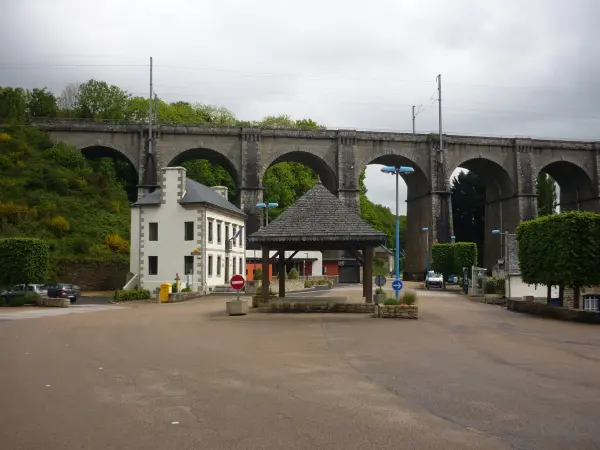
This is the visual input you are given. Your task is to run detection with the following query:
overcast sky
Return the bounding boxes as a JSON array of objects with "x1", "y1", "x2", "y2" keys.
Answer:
[{"x1": 1, "y1": 0, "x2": 598, "y2": 213}]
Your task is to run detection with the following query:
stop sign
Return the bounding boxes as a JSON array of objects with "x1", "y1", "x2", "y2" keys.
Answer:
[{"x1": 230, "y1": 274, "x2": 245, "y2": 291}]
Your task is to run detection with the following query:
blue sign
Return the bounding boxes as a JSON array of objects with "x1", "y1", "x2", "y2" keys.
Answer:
[{"x1": 392, "y1": 280, "x2": 404, "y2": 291}]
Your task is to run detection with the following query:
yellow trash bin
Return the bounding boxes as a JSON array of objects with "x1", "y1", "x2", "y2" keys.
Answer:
[{"x1": 160, "y1": 283, "x2": 172, "y2": 303}]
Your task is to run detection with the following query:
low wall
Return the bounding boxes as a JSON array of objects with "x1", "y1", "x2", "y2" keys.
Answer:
[
  {"x1": 373, "y1": 305, "x2": 418, "y2": 319},
  {"x1": 246, "y1": 279, "x2": 318, "y2": 294},
  {"x1": 36, "y1": 297, "x2": 70, "y2": 308},
  {"x1": 507, "y1": 299, "x2": 600, "y2": 324},
  {"x1": 166, "y1": 292, "x2": 202, "y2": 303},
  {"x1": 58, "y1": 262, "x2": 128, "y2": 291},
  {"x1": 261, "y1": 301, "x2": 375, "y2": 313}
]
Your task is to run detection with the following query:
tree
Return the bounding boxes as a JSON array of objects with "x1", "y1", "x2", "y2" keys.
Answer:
[
  {"x1": 0, "y1": 87, "x2": 28, "y2": 123},
  {"x1": 536, "y1": 172, "x2": 557, "y2": 216},
  {"x1": 517, "y1": 211, "x2": 600, "y2": 307},
  {"x1": 57, "y1": 82, "x2": 80, "y2": 116},
  {"x1": 452, "y1": 171, "x2": 485, "y2": 264},
  {"x1": 77, "y1": 79, "x2": 130, "y2": 120},
  {"x1": 28, "y1": 88, "x2": 58, "y2": 118},
  {"x1": 0, "y1": 238, "x2": 49, "y2": 286},
  {"x1": 105, "y1": 233, "x2": 129, "y2": 253}
]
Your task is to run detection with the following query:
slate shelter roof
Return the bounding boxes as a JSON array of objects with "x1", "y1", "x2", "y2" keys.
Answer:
[
  {"x1": 133, "y1": 178, "x2": 245, "y2": 217},
  {"x1": 248, "y1": 182, "x2": 386, "y2": 246}
]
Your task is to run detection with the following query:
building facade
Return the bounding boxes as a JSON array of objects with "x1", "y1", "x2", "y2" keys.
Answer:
[
  {"x1": 129, "y1": 167, "x2": 246, "y2": 294},
  {"x1": 245, "y1": 250, "x2": 323, "y2": 280}
]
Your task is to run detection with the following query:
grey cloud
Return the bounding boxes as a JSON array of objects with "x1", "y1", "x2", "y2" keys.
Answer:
[{"x1": 1, "y1": 0, "x2": 598, "y2": 213}]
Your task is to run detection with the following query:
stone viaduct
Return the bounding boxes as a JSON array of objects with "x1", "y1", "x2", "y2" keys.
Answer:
[{"x1": 33, "y1": 120, "x2": 600, "y2": 278}]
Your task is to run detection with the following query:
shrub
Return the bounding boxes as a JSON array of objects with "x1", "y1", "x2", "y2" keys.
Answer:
[
  {"x1": 288, "y1": 268, "x2": 299, "y2": 280},
  {"x1": 253, "y1": 267, "x2": 262, "y2": 279},
  {"x1": 517, "y1": 211, "x2": 600, "y2": 307},
  {"x1": 485, "y1": 277, "x2": 505, "y2": 295},
  {"x1": 256, "y1": 285, "x2": 275, "y2": 296},
  {"x1": 383, "y1": 298, "x2": 399, "y2": 305},
  {"x1": 104, "y1": 233, "x2": 129, "y2": 253},
  {"x1": 47, "y1": 215, "x2": 70, "y2": 233},
  {"x1": 403, "y1": 290, "x2": 417, "y2": 306},
  {"x1": 432, "y1": 243, "x2": 454, "y2": 279},
  {"x1": 375, "y1": 287, "x2": 385, "y2": 294},
  {"x1": 454, "y1": 242, "x2": 478, "y2": 271},
  {"x1": 115, "y1": 289, "x2": 151, "y2": 301},
  {"x1": 43, "y1": 142, "x2": 86, "y2": 170},
  {"x1": 0, "y1": 238, "x2": 49, "y2": 286},
  {"x1": 304, "y1": 280, "x2": 314, "y2": 288},
  {"x1": 181, "y1": 287, "x2": 192, "y2": 292},
  {"x1": 9, "y1": 293, "x2": 39, "y2": 307}
]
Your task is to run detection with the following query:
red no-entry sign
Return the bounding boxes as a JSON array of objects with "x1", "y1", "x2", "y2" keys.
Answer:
[{"x1": 230, "y1": 274, "x2": 245, "y2": 291}]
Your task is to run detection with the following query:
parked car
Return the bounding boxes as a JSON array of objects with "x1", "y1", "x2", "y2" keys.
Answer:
[
  {"x1": 46, "y1": 283, "x2": 81, "y2": 302},
  {"x1": 1, "y1": 284, "x2": 47, "y2": 303},
  {"x1": 426, "y1": 271, "x2": 445, "y2": 290}
]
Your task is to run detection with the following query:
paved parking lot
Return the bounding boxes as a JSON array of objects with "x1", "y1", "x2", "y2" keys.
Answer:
[{"x1": 0, "y1": 289, "x2": 598, "y2": 449}]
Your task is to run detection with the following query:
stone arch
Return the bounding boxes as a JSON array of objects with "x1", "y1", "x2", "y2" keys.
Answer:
[
  {"x1": 449, "y1": 156, "x2": 517, "y2": 200},
  {"x1": 79, "y1": 143, "x2": 138, "y2": 172},
  {"x1": 261, "y1": 150, "x2": 338, "y2": 193},
  {"x1": 355, "y1": 148, "x2": 430, "y2": 198},
  {"x1": 167, "y1": 147, "x2": 241, "y2": 188},
  {"x1": 536, "y1": 159, "x2": 598, "y2": 212}
]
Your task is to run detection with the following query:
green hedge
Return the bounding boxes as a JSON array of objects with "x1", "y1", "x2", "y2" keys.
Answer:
[
  {"x1": 115, "y1": 289, "x2": 151, "y2": 301},
  {"x1": 431, "y1": 242, "x2": 477, "y2": 279},
  {"x1": 8, "y1": 293, "x2": 39, "y2": 307},
  {"x1": 517, "y1": 211, "x2": 600, "y2": 306},
  {"x1": 0, "y1": 238, "x2": 49, "y2": 286}
]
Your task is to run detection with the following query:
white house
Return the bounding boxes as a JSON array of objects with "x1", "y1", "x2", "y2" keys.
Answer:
[{"x1": 128, "y1": 166, "x2": 246, "y2": 294}]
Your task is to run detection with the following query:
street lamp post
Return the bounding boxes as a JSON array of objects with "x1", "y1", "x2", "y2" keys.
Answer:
[
  {"x1": 256, "y1": 202, "x2": 278, "y2": 226},
  {"x1": 422, "y1": 227, "x2": 430, "y2": 282},
  {"x1": 381, "y1": 165, "x2": 414, "y2": 300},
  {"x1": 451, "y1": 235, "x2": 456, "y2": 244},
  {"x1": 491, "y1": 229, "x2": 503, "y2": 262}
]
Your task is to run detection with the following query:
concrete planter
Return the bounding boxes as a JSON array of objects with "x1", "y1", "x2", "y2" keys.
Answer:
[{"x1": 226, "y1": 299, "x2": 248, "y2": 316}]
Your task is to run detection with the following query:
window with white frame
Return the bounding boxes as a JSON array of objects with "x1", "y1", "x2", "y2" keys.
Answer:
[
  {"x1": 217, "y1": 256, "x2": 221, "y2": 276},
  {"x1": 208, "y1": 221, "x2": 213, "y2": 243},
  {"x1": 208, "y1": 255, "x2": 213, "y2": 276},
  {"x1": 232, "y1": 257, "x2": 236, "y2": 274},
  {"x1": 239, "y1": 258, "x2": 242, "y2": 275},
  {"x1": 583, "y1": 295, "x2": 599, "y2": 312}
]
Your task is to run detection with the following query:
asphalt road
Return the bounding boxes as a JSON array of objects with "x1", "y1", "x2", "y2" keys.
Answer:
[{"x1": 1, "y1": 291, "x2": 598, "y2": 449}]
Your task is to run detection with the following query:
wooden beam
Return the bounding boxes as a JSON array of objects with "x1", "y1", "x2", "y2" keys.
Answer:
[
  {"x1": 285, "y1": 250, "x2": 299, "y2": 263},
  {"x1": 278, "y1": 249, "x2": 286, "y2": 298},
  {"x1": 270, "y1": 251, "x2": 280, "y2": 261},
  {"x1": 261, "y1": 246, "x2": 270, "y2": 302},
  {"x1": 364, "y1": 245, "x2": 374, "y2": 303}
]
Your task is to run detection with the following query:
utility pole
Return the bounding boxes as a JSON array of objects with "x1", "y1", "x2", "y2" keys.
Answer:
[
  {"x1": 154, "y1": 93, "x2": 158, "y2": 122},
  {"x1": 148, "y1": 57, "x2": 153, "y2": 154},
  {"x1": 437, "y1": 74, "x2": 443, "y2": 151},
  {"x1": 412, "y1": 105, "x2": 416, "y2": 134}
]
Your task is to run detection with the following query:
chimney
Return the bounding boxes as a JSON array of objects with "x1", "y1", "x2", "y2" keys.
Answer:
[
  {"x1": 160, "y1": 167, "x2": 186, "y2": 204},
  {"x1": 211, "y1": 185, "x2": 228, "y2": 199}
]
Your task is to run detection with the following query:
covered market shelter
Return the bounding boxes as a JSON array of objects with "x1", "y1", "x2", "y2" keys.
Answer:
[{"x1": 247, "y1": 181, "x2": 387, "y2": 303}]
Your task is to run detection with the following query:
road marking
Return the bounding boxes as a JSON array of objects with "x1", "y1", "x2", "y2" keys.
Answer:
[
  {"x1": 98, "y1": 367, "x2": 103, "y2": 370},
  {"x1": 171, "y1": 422, "x2": 179, "y2": 425},
  {"x1": 45, "y1": 385, "x2": 51, "y2": 387}
]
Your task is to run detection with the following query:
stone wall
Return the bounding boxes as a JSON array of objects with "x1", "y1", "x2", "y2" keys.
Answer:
[
  {"x1": 36, "y1": 297, "x2": 70, "y2": 308},
  {"x1": 58, "y1": 262, "x2": 128, "y2": 291},
  {"x1": 507, "y1": 299, "x2": 600, "y2": 324},
  {"x1": 166, "y1": 292, "x2": 202, "y2": 303},
  {"x1": 373, "y1": 305, "x2": 418, "y2": 319},
  {"x1": 261, "y1": 301, "x2": 375, "y2": 313}
]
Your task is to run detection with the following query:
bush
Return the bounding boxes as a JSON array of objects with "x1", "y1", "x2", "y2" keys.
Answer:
[
  {"x1": 432, "y1": 243, "x2": 455, "y2": 279},
  {"x1": 104, "y1": 233, "x2": 129, "y2": 253},
  {"x1": 304, "y1": 280, "x2": 314, "y2": 288},
  {"x1": 288, "y1": 268, "x2": 299, "y2": 280},
  {"x1": 454, "y1": 242, "x2": 478, "y2": 271},
  {"x1": 0, "y1": 238, "x2": 49, "y2": 286},
  {"x1": 255, "y1": 285, "x2": 275, "y2": 296},
  {"x1": 375, "y1": 287, "x2": 385, "y2": 294},
  {"x1": 115, "y1": 289, "x2": 151, "y2": 301},
  {"x1": 485, "y1": 277, "x2": 505, "y2": 295},
  {"x1": 383, "y1": 298, "x2": 399, "y2": 305},
  {"x1": 47, "y1": 215, "x2": 70, "y2": 233},
  {"x1": 517, "y1": 211, "x2": 600, "y2": 307},
  {"x1": 181, "y1": 287, "x2": 192, "y2": 292},
  {"x1": 9, "y1": 293, "x2": 39, "y2": 307},
  {"x1": 403, "y1": 290, "x2": 417, "y2": 306},
  {"x1": 253, "y1": 267, "x2": 262, "y2": 279}
]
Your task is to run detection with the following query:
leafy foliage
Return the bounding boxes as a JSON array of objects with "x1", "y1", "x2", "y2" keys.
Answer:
[
  {"x1": 0, "y1": 238, "x2": 49, "y2": 286},
  {"x1": 0, "y1": 125, "x2": 130, "y2": 275},
  {"x1": 454, "y1": 242, "x2": 478, "y2": 271},
  {"x1": 452, "y1": 171, "x2": 485, "y2": 264},
  {"x1": 115, "y1": 289, "x2": 151, "y2": 301},
  {"x1": 8, "y1": 293, "x2": 40, "y2": 307},
  {"x1": 431, "y1": 243, "x2": 455, "y2": 279},
  {"x1": 517, "y1": 211, "x2": 600, "y2": 307},
  {"x1": 105, "y1": 233, "x2": 129, "y2": 253},
  {"x1": 288, "y1": 268, "x2": 299, "y2": 280},
  {"x1": 536, "y1": 172, "x2": 557, "y2": 216}
]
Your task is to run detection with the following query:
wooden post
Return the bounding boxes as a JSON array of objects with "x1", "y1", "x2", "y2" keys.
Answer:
[
  {"x1": 363, "y1": 246, "x2": 374, "y2": 303},
  {"x1": 261, "y1": 246, "x2": 270, "y2": 302},
  {"x1": 279, "y1": 250, "x2": 286, "y2": 298}
]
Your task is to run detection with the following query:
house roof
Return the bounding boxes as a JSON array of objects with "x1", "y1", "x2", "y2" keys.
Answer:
[
  {"x1": 247, "y1": 182, "x2": 386, "y2": 246},
  {"x1": 133, "y1": 178, "x2": 245, "y2": 217}
]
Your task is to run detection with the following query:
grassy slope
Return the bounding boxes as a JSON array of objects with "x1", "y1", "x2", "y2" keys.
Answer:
[{"x1": 0, "y1": 125, "x2": 130, "y2": 280}]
